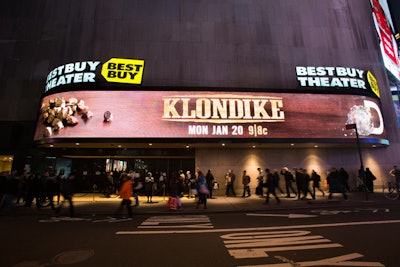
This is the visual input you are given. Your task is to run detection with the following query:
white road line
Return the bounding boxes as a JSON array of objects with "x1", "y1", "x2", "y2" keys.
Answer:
[
  {"x1": 138, "y1": 223, "x2": 213, "y2": 229},
  {"x1": 116, "y1": 219, "x2": 400, "y2": 235},
  {"x1": 247, "y1": 213, "x2": 318, "y2": 219}
]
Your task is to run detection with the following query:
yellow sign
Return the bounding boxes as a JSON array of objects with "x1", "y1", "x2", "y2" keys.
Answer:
[
  {"x1": 101, "y1": 58, "x2": 144, "y2": 84},
  {"x1": 367, "y1": 71, "x2": 380, "y2": 98}
]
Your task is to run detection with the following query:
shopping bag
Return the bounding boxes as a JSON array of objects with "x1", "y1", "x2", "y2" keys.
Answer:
[{"x1": 167, "y1": 197, "x2": 178, "y2": 210}]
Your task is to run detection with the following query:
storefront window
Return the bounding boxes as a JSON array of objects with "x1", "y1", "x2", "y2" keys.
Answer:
[{"x1": 0, "y1": 155, "x2": 13, "y2": 174}]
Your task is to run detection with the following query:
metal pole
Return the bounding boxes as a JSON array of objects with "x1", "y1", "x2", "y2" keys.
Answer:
[{"x1": 355, "y1": 126, "x2": 368, "y2": 201}]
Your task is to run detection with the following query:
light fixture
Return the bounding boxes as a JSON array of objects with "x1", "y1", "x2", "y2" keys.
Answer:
[{"x1": 75, "y1": 143, "x2": 80, "y2": 146}]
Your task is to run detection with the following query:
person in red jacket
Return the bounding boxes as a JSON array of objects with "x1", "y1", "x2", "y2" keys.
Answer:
[{"x1": 114, "y1": 173, "x2": 133, "y2": 218}]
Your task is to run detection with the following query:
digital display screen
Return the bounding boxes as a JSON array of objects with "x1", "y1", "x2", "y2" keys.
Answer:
[
  {"x1": 371, "y1": 0, "x2": 400, "y2": 81},
  {"x1": 34, "y1": 90, "x2": 387, "y2": 144}
]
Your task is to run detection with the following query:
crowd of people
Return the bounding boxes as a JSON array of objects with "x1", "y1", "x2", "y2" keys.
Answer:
[
  {"x1": 0, "y1": 169, "x2": 76, "y2": 217},
  {"x1": 251, "y1": 166, "x2": 381, "y2": 204},
  {"x1": 1, "y1": 164, "x2": 398, "y2": 217},
  {"x1": 113, "y1": 168, "x2": 216, "y2": 216}
]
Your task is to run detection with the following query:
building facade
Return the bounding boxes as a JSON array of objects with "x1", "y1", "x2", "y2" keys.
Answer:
[{"x1": 1, "y1": 0, "x2": 399, "y2": 191}]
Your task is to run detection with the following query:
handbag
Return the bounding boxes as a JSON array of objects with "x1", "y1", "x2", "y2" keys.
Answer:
[{"x1": 199, "y1": 184, "x2": 210, "y2": 195}]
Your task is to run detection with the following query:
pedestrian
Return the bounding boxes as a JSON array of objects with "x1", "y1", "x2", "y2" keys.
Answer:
[
  {"x1": 365, "y1": 167, "x2": 376, "y2": 193},
  {"x1": 294, "y1": 168, "x2": 303, "y2": 199},
  {"x1": 169, "y1": 171, "x2": 184, "y2": 199},
  {"x1": 225, "y1": 169, "x2": 237, "y2": 197},
  {"x1": 25, "y1": 172, "x2": 42, "y2": 208},
  {"x1": 196, "y1": 170, "x2": 209, "y2": 209},
  {"x1": 44, "y1": 171, "x2": 57, "y2": 212},
  {"x1": 55, "y1": 169, "x2": 63, "y2": 205},
  {"x1": 280, "y1": 167, "x2": 297, "y2": 198},
  {"x1": 264, "y1": 168, "x2": 280, "y2": 204},
  {"x1": 327, "y1": 167, "x2": 348, "y2": 200},
  {"x1": 144, "y1": 172, "x2": 154, "y2": 203},
  {"x1": 205, "y1": 169, "x2": 215, "y2": 199},
  {"x1": 0, "y1": 171, "x2": 19, "y2": 216},
  {"x1": 311, "y1": 170, "x2": 325, "y2": 197},
  {"x1": 241, "y1": 170, "x2": 251, "y2": 198},
  {"x1": 56, "y1": 172, "x2": 75, "y2": 217},
  {"x1": 188, "y1": 171, "x2": 198, "y2": 199},
  {"x1": 16, "y1": 170, "x2": 27, "y2": 205},
  {"x1": 299, "y1": 168, "x2": 315, "y2": 200},
  {"x1": 157, "y1": 172, "x2": 167, "y2": 196},
  {"x1": 272, "y1": 169, "x2": 284, "y2": 195},
  {"x1": 105, "y1": 171, "x2": 114, "y2": 198},
  {"x1": 132, "y1": 172, "x2": 142, "y2": 206},
  {"x1": 338, "y1": 168, "x2": 350, "y2": 192},
  {"x1": 114, "y1": 174, "x2": 133, "y2": 218},
  {"x1": 389, "y1": 165, "x2": 400, "y2": 186},
  {"x1": 256, "y1": 167, "x2": 264, "y2": 197}
]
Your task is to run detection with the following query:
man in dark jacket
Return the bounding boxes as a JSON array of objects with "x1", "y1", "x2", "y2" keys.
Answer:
[
  {"x1": 55, "y1": 172, "x2": 75, "y2": 217},
  {"x1": 264, "y1": 169, "x2": 280, "y2": 204}
]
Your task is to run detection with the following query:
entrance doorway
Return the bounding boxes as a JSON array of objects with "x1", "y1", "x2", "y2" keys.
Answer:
[{"x1": 70, "y1": 157, "x2": 195, "y2": 192}]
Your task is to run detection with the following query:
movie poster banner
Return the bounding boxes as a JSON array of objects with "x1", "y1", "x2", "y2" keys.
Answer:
[{"x1": 34, "y1": 90, "x2": 387, "y2": 143}]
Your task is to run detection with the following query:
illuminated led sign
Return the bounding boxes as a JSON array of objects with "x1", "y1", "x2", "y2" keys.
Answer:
[
  {"x1": 296, "y1": 66, "x2": 380, "y2": 98},
  {"x1": 371, "y1": 0, "x2": 400, "y2": 81},
  {"x1": 34, "y1": 91, "x2": 387, "y2": 144},
  {"x1": 101, "y1": 58, "x2": 145, "y2": 84},
  {"x1": 45, "y1": 58, "x2": 145, "y2": 92},
  {"x1": 162, "y1": 96, "x2": 284, "y2": 123}
]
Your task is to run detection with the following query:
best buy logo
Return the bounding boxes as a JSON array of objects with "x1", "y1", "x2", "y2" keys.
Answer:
[
  {"x1": 101, "y1": 58, "x2": 145, "y2": 84},
  {"x1": 367, "y1": 71, "x2": 380, "y2": 98}
]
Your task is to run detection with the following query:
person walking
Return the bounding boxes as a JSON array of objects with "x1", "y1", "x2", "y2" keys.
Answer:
[
  {"x1": 114, "y1": 174, "x2": 133, "y2": 218},
  {"x1": 105, "y1": 171, "x2": 114, "y2": 198},
  {"x1": 205, "y1": 169, "x2": 215, "y2": 199},
  {"x1": 327, "y1": 167, "x2": 348, "y2": 200},
  {"x1": 365, "y1": 168, "x2": 376, "y2": 193},
  {"x1": 338, "y1": 168, "x2": 350, "y2": 192},
  {"x1": 264, "y1": 168, "x2": 280, "y2": 204},
  {"x1": 132, "y1": 172, "x2": 142, "y2": 207},
  {"x1": 44, "y1": 171, "x2": 57, "y2": 212},
  {"x1": 272, "y1": 169, "x2": 284, "y2": 195},
  {"x1": 281, "y1": 167, "x2": 297, "y2": 198},
  {"x1": 0, "y1": 171, "x2": 19, "y2": 216},
  {"x1": 225, "y1": 169, "x2": 237, "y2": 197},
  {"x1": 241, "y1": 170, "x2": 251, "y2": 198},
  {"x1": 311, "y1": 170, "x2": 325, "y2": 197},
  {"x1": 299, "y1": 168, "x2": 315, "y2": 200},
  {"x1": 256, "y1": 167, "x2": 264, "y2": 197},
  {"x1": 55, "y1": 172, "x2": 75, "y2": 217},
  {"x1": 196, "y1": 170, "x2": 209, "y2": 209},
  {"x1": 294, "y1": 168, "x2": 303, "y2": 199}
]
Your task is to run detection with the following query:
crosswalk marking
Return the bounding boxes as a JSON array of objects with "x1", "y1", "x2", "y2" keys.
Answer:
[{"x1": 138, "y1": 215, "x2": 213, "y2": 229}]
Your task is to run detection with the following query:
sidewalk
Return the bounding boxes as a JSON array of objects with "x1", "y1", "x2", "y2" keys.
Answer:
[{"x1": 10, "y1": 190, "x2": 396, "y2": 217}]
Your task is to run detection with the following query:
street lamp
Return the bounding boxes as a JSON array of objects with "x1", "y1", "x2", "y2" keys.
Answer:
[{"x1": 345, "y1": 123, "x2": 368, "y2": 201}]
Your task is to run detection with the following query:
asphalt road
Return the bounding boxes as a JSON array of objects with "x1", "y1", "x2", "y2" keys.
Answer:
[{"x1": 2, "y1": 201, "x2": 399, "y2": 267}]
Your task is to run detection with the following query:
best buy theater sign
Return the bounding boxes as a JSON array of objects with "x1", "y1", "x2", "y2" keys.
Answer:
[
  {"x1": 45, "y1": 58, "x2": 145, "y2": 92},
  {"x1": 296, "y1": 66, "x2": 380, "y2": 98}
]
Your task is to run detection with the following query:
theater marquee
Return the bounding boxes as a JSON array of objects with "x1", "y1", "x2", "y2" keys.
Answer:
[{"x1": 34, "y1": 91, "x2": 388, "y2": 144}]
